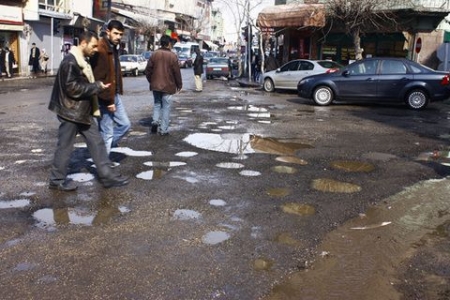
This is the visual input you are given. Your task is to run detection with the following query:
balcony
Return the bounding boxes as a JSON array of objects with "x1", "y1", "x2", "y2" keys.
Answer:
[{"x1": 38, "y1": 0, "x2": 71, "y2": 14}]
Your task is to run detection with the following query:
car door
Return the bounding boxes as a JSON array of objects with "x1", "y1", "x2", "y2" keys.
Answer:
[
  {"x1": 275, "y1": 60, "x2": 300, "y2": 88},
  {"x1": 286, "y1": 60, "x2": 315, "y2": 88},
  {"x1": 335, "y1": 59, "x2": 379, "y2": 99},
  {"x1": 376, "y1": 59, "x2": 411, "y2": 101}
]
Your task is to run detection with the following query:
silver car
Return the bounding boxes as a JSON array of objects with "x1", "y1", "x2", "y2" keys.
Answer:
[{"x1": 262, "y1": 59, "x2": 343, "y2": 92}]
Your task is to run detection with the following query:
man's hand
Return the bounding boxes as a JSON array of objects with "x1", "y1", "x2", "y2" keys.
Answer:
[
  {"x1": 107, "y1": 104, "x2": 116, "y2": 112},
  {"x1": 100, "y1": 82, "x2": 111, "y2": 90}
]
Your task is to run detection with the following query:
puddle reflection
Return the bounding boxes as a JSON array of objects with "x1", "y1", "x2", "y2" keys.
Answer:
[
  {"x1": 183, "y1": 133, "x2": 312, "y2": 156},
  {"x1": 312, "y1": 178, "x2": 361, "y2": 193}
]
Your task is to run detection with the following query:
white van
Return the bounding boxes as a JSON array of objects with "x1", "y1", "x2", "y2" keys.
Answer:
[{"x1": 173, "y1": 42, "x2": 200, "y2": 59}]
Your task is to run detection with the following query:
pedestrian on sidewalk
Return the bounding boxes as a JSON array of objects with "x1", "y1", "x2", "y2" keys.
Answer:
[
  {"x1": 145, "y1": 35, "x2": 182, "y2": 136},
  {"x1": 193, "y1": 47, "x2": 203, "y2": 92},
  {"x1": 28, "y1": 43, "x2": 41, "y2": 77},
  {"x1": 0, "y1": 47, "x2": 5, "y2": 78},
  {"x1": 91, "y1": 20, "x2": 131, "y2": 156},
  {"x1": 40, "y1": 48, "x2": 49, "y2": 75},
  {"x1": 4, "y1": 47, "x2": 16, "y2": 78},
  {"x1": 48, "y1": 30, "x2": 129, "y2": 191}
]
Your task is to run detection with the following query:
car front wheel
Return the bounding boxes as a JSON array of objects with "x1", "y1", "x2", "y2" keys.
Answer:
[
  {"x1": 313, "y1": 86, "x2": 334, "y2": 106},
  {"x1": 133, "y1": 68, "x2": 139, "y2": 76},
  {"x1": 406, "y1": 89, "x2": 428, "y2": 110},
  {"x1": 263, "y1": 78, "x2": 275, "y2": 92}
]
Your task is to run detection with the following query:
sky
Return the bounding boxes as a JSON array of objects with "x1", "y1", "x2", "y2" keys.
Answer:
[{"x1": 214, "y1": 0, "x2": 274, "y2": 43}]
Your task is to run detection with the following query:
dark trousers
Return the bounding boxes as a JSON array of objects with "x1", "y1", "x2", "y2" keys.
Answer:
[{"x1": 50, "y1": 116, "x2": 113, "y2": 183}]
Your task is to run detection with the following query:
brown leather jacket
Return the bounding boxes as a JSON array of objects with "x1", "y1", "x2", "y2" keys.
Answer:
[
  {"x1": 91, "y1": 37, "x2": 123, "y2": 106},
  {"x1": 145, "y1": 47, "x2": 182, "y2": 94}
]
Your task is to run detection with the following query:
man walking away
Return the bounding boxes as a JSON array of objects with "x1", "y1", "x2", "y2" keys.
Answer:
[
  {"x1": 193, "y1": 47, "x2": 203, "y2": 92},
  {"x1": 145, "y1": 35, "x2": 182, "y2": 136},
  {"x1": 91, "y1": 20, "x2": 131, "y2": 155},
  {"x1": 48, "y1": 30, "x2": 129, "y2": 191}
]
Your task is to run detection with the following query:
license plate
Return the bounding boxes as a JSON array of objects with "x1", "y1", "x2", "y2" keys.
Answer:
[{"x1": 213, "y1": 68, "x2": 222, "y2": 71}]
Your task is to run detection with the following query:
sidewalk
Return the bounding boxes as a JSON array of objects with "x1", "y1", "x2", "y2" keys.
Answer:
[{"x1": 0, "y1": 74, "x2": 55, "y2": 91}]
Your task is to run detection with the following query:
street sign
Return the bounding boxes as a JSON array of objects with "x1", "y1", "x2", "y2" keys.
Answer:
[
  {"x1": 415, "y1": 37, "x2": 422, "y2": 54},
  {"x1": 261, "y1": 27, "x2": 274, "y2": 33}
]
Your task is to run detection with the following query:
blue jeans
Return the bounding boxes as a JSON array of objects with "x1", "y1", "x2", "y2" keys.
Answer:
[
  {"x1": 98, "y1": 94, "x2": 131, "y2": 154},
  {"x1": 152, "y1": 91, "x2": 173, "y2": 134}
]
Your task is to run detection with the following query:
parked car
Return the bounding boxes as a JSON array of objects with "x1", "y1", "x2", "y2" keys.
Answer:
[
  {"x1": 203, "y1": 51, "x2": 219, "y2": 64},
  {"x1": 119, "y1": 54, "x2": 147, "y2": 76},
  {"x1": 178, "y1": 53, "x2": 193, "y2": 68},
  {"x1": 205, "y1": 57, "x2": 232, "y2": 79},
  {"x1": 297, "y1": 57, "x2": 450, "y2": 110},
  {"x1": 262, "y1": 59, "x2": 343, "y2": 92},
  {"x1": 141, "y1": 51, "x2": 152, "y2": 60}
]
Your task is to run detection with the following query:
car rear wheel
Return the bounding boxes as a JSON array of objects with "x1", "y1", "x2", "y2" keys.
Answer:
[
  {"x1": 263, "y1": 78, "x2": 275, "y2": 92},
  {"x1": 406, "y1": 89, "x2": 428, "y2": 110},
  {"x1": 133, "y1": 68, "x2": 139, "y2": 76},
  {"x1": 313, "y1": 86, "x2": 333, "y2": 106}
]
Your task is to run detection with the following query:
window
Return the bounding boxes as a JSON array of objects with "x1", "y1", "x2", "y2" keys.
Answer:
[
  {"x1": 280, "y1": 61, "x2": 300, "y2": 72},
  {"x1": 380, "y1": 60, "x2": 407, "y2": 74},
  {"x1": 299, "y1": 61, "x2": 314, "y2": 71},
  {"x1": 348, "y1": 60, "x2": 377, "y2": 75}
]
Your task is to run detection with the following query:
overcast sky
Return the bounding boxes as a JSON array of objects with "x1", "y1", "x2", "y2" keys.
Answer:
[{"x1": 214, "y1": 0, "x2": 273, "y2": 43}]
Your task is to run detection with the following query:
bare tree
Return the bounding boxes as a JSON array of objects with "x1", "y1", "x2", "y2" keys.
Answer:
[
  {"x1": 216, "y1": 0, "x2": 267, "y2": 77},
  {"x1": 325, "y1": 0, "x2": 397, "y2": 60}
]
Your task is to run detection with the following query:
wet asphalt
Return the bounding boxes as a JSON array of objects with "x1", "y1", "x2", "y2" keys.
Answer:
[{"x1": 1, "y1": 71, "x2": 450, "y2": 299}]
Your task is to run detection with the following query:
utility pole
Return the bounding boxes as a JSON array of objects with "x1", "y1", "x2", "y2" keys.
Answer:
[{"x1": 247, "y1": 0, "x2": 252, "y2": 82}]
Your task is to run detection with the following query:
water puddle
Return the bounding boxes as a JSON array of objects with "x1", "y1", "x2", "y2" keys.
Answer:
[
  {"x1": 239, "y1": 170, "x2": 261, "y2": 177},
  {"x1": 136, "y1": 169, "x2": 167, "y2": 180},
  {"x1": 183, "y1": 133, "x2": 312, "y2": 156},
  {"x1": 209, "y1": 199, "x2": 227, "y2": 206},
  {"x1": 271, "y1": 166, "x2": 297, "y2": 174},
  {"x1": 202, "y1": 231, "x2": 230, "y2": 245},
  {"x1": 0, "y1": 199, "x2": 31, "y2": 209},
  {"x1": 33, "y1": 206, "x2": 130, "y2": 228},
  {"x1": 266, "y1": 188, "x2": 291, "y2": 197},
  {"x1": 264, "y1": 178, "x2": 450, "y2": 300},
  {"x1": 312, "y1": 178, "x2": 361, "y2": 193},
  {"x1": 275, "y1": 156, "x2": 308, "y2": 165},
  {"x1": 172, "y1": 209, "x2": 202, "y2": 220},
  {"x1": 67, "y1": 172, "x2": 95, "y2": 182},
  {"x1": 143, "y1": 161, "x2": 187, "y2": 167},
  {"x1": 330, "y1": 160, "x2": 375, "y2": 172},
  {"x1": 111, "y1": 147, "x2": 152, "y2": 157},
  {"x1": 128, "y1": 131, "x2": 147, "y2": 136},
  {"x1": 417, "y1": 150, "x2": 450, "y2": 166},
  {"x1": 281, "y1": 203, "x2": 316, "y2": 216},
  {"x1": 175, "y1": 151, "x2": 198, "y2": 157},
  {"x1": 216, "y1": 162, "x2": 245, "y2": 169}
]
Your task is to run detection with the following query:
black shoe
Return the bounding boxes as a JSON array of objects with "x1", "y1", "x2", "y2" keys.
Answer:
[
  {"x1": 101, "y1": 175, "x2": 129, "y2": 188},
  {"x1": 151, "y1": 124, "x2": 158, "y2": 134},
  {"x1": 49, "y1": 180, "x2": 78, "y2": 192}
]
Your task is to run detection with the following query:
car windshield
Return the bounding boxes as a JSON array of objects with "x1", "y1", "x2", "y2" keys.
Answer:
[{"x1": 120, "y1": 56, "x2": 136, "y2": 62}]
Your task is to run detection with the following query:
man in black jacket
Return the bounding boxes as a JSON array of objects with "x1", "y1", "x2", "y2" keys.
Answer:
[
  {"x1": 193, "y1": 47, "x2": 203, "y2": 92},
  {"x1": 48, "y1": 30, "x2": 129, "y2": 191}
]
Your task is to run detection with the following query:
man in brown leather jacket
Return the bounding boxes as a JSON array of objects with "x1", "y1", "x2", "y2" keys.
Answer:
[
  {"x1": 48, "y1": 30, "x2": 129, "y2": 191},
  {"x1": 91, "y1": 20, "x2": 131, "y2": 155},
  {"x1": 145, "y1": 35, "x2": 182, "y2": 135}
]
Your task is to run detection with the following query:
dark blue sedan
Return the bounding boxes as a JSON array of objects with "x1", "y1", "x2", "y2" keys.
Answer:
[{"x1": 297, "y1": 57, "x2": 450, "y2": 109}]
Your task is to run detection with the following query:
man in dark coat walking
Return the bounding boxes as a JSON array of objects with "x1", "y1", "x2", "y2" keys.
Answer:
[{"x1": 193, "y1": 47, "x2": 204, "y2": 92}]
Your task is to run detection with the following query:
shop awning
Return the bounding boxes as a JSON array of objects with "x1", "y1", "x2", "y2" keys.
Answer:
[
  {"x1": 203, "y1": 40, "x2": 218, "y2": 50},
  {"x1": 256, "y1": 3, "x2": 326, "y2": 29}
]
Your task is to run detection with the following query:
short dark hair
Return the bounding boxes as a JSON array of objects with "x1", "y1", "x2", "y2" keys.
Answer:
[
  {"x1": 160, "y1": 35, "x2": 171, "y2": 48},
  {"x1": 107, "y1": 19, "x2": 124, "y2": 31},
  {"x1": 79, "y1": 30, "x2": 98, "y2": 43}
]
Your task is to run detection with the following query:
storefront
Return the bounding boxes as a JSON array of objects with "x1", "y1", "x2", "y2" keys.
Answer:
[{"x1": 0, "y1": 4, "x2": 24, "y2": 76}]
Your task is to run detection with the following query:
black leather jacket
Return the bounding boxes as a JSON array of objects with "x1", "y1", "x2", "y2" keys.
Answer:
[{"x1": 48, "y1": 54, "x2": 103, "y2": 125}]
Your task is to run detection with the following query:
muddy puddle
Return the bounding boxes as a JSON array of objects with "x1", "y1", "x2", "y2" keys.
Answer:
[{"x1": 264, "y1": 178, "x2": 450, "y2": 300}]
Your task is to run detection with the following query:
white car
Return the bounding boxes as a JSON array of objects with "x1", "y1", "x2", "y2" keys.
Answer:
[
  {"x1": 119, "y1": 54, "x2": 147, "y2": 76},
  {"x1": 262, "y1": 59, "x2": 343, "y2": 92}
]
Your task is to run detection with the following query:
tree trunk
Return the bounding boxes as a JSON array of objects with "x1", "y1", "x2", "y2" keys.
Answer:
[{"x1": 352, "y1": 28, "x2": 364, "y2": 60}]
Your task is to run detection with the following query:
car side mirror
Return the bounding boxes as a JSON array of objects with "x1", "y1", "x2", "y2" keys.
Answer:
[
  {"x1": 342, "y1": 70, "x2": 350, "y2": 76},
  {"x1": 275, "y1": 68, "x2": 281, "y2": 73}
]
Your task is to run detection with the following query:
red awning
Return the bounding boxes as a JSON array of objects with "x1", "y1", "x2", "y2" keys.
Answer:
[{"x1": 256, "y1": 3, "x2": 326, "y2": 29}]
